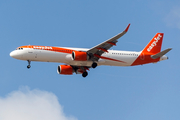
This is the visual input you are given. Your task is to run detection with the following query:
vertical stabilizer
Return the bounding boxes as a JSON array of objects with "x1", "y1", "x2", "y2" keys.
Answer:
[
  {"x1": 142, "y1": 33, "x2": 164, "y2": 54},
  {"x1": 131, "y1": 33, "x2": 164, "y2": 66}
]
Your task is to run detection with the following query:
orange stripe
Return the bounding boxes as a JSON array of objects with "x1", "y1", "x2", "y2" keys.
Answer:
[
  {"x1": 21, "y1": 45, "x2": 74, "y2": 54},
  {"x1": 20, "y1": 45, "x2": 126, "y2": 63},
  {"x1": 94, "y1": 54, "x2": 126, "y2": 63}
]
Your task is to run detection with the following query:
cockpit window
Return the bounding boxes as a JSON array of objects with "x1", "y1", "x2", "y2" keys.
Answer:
[{"x1": 16, "y1": 48, "x2": 23, "y2": 50}]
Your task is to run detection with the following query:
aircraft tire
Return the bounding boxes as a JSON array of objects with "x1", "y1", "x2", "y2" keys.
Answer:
[
  {"x1": 27, "y1": 65, "x2": 31, "y2": 69},
  {"x1": 92, "y1": 62, "x2": 97, "y2": 68},
  {"x1": 82, "y1": 72, "x2": 88, "y2": 77}
]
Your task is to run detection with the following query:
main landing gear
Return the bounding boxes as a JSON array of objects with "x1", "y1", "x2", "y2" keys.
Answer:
[
  {"x1": 92, "y1": 62, "x2": 97, "y2": 68},
  {"x1": 82, "y1": 72, "x2": 88, "y2": 77},
  {"x1": 81, "y1": 62, "x2": 97, "y2": 77},
  {"x1": 27, "y1": 60, "x2": 31, "y2": 69}
]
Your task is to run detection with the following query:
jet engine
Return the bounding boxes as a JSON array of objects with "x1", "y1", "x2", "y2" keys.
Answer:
[
  {"x1": 72, "y1": 51, "x2": 89, "y2": 61},
  {"x1": 57, "y1": 65, "x2": 74, "y2": 75}
]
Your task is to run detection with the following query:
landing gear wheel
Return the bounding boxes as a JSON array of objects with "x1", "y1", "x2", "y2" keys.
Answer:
[
  {"x1": 27, "y1": 65, "x2": 31, "y2": 69},
  {"x1": 82, "y1": 72, "x2": 88, "y2": 77},
  {"x1": 27, "y1": 60, "x2": 31, "y2": 69},
  {"x1": 92, "y1": 62, "x2": 97, "y2": 68}
]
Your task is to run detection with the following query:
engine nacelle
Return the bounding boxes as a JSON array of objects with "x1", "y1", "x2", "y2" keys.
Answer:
[
  {"x1": 72, "y1": 51, "x2": 89, "y2": 61},
  {"x1": 57, "y1": 65, "x2": 74, "y2": 75}
]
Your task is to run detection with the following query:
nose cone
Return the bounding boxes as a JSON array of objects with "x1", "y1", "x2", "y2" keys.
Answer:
[
  {"x1": 10, "y1": 51, "x2": 16, "y2": 58},
  {"x1": 10, "y1": 50, "x2": 19, "y2": 59}
]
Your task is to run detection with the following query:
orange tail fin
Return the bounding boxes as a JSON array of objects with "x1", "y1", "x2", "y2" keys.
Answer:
[
  {"x1": 142, "y1": 33, "x2": 164, "y2": 54},
  {"x1": 131, "y1": 33, "x2": 164, "y2": 66}
]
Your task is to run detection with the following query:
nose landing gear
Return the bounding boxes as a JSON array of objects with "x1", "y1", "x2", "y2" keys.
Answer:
[{"x1": 27, "y1": 60, "x2": 31, "y2": 69}]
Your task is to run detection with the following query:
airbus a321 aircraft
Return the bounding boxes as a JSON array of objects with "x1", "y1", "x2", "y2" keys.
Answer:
[{"x1": 10, "y1": 24, "x2": 172, "y2": 77}]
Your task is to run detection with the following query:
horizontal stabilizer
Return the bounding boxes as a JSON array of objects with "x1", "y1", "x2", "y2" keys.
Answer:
[{"x1": 151, "y1": 48, "x2": 172, "y2": 59}]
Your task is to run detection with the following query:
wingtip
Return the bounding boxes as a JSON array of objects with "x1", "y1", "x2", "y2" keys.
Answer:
[
  {"x1": 125, "y1": 24, "x2": 130, "y2": 32},
  {"x1": 168, "y1": 48, "x2": 172, "y2": 51}
]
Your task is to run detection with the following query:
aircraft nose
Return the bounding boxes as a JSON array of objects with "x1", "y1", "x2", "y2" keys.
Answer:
[{"x1": 10, "y1": 51, "x2": 17, "y2": 58}]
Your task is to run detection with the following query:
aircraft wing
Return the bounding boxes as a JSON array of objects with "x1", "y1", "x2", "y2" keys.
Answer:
[{"x1": 87, "y1": 24, "x2": 130, "y2": 61}]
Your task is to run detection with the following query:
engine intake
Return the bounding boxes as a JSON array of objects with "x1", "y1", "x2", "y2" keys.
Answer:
[
  {"x1": 57, "y1": 65, "x2": 74, "y2": 75},
  {"x1": 72, "y1": 51, "x2": 89, "y2": 61}
]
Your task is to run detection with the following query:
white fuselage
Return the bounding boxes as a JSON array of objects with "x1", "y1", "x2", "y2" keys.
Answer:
[{"x1": 10, "y1": 47, "x2": 141, "y2": 67}]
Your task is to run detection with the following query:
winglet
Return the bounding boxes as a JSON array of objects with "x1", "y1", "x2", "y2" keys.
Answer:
[{"x1": 125, "y1": 24, "x2": 130, "y2": 32}]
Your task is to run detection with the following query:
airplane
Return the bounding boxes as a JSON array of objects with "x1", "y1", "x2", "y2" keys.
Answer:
[{"x1": 10, "y1": 24, "x2": 172, "y2": 77}]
